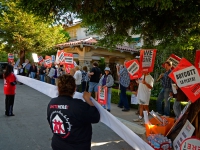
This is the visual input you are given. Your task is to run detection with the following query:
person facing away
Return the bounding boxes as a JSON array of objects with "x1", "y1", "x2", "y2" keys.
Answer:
[
  {"x1": 73, "y1": 66, "x2": 82, "y2": 92},
  {"x1": 156, "y1": 60, "x2": 173, "y2": 117},
  {"x1": 3, "y1": 64, "x2": 17, "y2": 116},
  {"x1": 133, "y1": 72, "x2": 154, "y2": 122},
  {"x1": 116, "y1": 61, "x2": 130, "y2": 111},
  {"x1": 47, "y1": 74, "x2": 100, "y2": 150},
  {"x1": 88, "y1": 61, "x2": 102, "y2": 100},
  {"x1": 98, "y1": 67, "x2": 114, "y2": 112},
  {"x1": 39, "y1": 63, "x2": 46, "y2": 82},
  {"x1": 81, "y1": 66, "x2": 90, "y2": 92}
]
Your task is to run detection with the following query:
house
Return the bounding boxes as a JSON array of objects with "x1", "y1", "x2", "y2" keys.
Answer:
[{"x1": 56, "y1": 21, "x2": 141, "y2": 80}]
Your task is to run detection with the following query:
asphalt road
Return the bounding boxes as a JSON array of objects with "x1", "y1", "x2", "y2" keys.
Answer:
[{"x1": 0, "y1": 79, "x2": 134, "y2": 150}]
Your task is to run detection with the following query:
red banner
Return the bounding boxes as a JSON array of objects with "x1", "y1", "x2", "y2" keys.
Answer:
[
  {"x1": 8, "y1": 53, "x2": 14, "y2": 63},
  {"x1": 98, "y1": 86, "x2": 108, "y2": 105},
  {"x1": 169, "y1": 58, "x2": 200, "y2": 103},
  {"x1": 125, "y1": 59, "x2": 142, "y2": 80},
  {"x1": 194, "y1": 50, "x2": 200, "y2": 74},
  {"x1": 44, "y1": 55, "x2": 52, "y2": 68},
  {"x1": 140, "y1": 49, "x2": 157, "y2": 73},
  {"x1": 64, "y1": 53, "x2": 74, "y2": 73},
  {"x1": 180, "y1": 137, "x2": 200, "y2": 150},
  {"x1": 162, "y1": 54, "x2": 181, "y2": 69}
]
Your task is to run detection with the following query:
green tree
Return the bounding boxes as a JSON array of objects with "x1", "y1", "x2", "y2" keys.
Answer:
[
  {"x1": 18, "y1": 0, "x2": 200, "y2": 48},
  {"x1": 0, "y1": 0, "x2": 69, "y2": 64}
]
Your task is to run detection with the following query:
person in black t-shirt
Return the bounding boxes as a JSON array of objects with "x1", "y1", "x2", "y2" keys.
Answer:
[
  {"x1": 88, "y1": 62, "x2": 102, "y2": 100},
  {"x1": 47, "y1": 74, "x2": 100, "y2": 150}
]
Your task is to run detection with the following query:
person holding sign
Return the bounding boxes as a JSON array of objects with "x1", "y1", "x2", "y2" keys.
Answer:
[
  {"x1": 47, "y1": 74, "x2": 100, "y2": 150},
  {"x1": 98, "y1": 67, "x2": 114, "y2": 112},
  {"x1": 156, "y1": 61, "x2": 173, "y2": 117},
  {"x1": 116, "y1": 61, "x2": 130, "y2": 111},
  {"x1": 133, "y1": 72, "x2": 154, "y2": 122}
]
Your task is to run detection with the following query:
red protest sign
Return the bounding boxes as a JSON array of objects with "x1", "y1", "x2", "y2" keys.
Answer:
[
  {"x1": 194, "y1": 50, "x2": 200, "y2": 74},
  {"x1": 169, "y1": 58, "x2": 200, "y2": 103},
  {"x1": 98, "y1": 86, "x2": 108, "y2": 105},
  {"x1": 162, "y1": 54, "x2": 181, "y2": 69},
  {"x1": 140, "y1": 49, "x2": 157, "y2": 73},
  {"x1": 125, "y1": 59, "x2": 142, "y2": 80},
  {"x1": 64, "y1": 63, "x2": 74, "y2": 74},
  {"x1": 44, "y1": 55, "x2": 52, "y2": 68},
  {"x1": 56, "y1": 50, "x2": 65, "y2": 65},
  {"x1": 63, "y1": 53, "x2": 74, "y2": 73},
  {"x1": 8, "y1": 53, "x2": 14, "y2": 63}
]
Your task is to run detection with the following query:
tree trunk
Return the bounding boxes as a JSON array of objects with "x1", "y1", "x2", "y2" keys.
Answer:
[{"x1": 20, "y1": 50, "x2": 25, "y2": 65}]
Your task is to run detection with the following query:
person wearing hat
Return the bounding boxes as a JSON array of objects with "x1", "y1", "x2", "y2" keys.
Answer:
[
  {"x1": 98, "y1": 67, "x2": 114, "y2": 112},
  {"x1": 156, "y1": 60, "x2": 173, "y2": 117}
]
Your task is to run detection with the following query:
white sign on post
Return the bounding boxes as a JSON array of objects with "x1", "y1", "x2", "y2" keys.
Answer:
[
  {"x1": 65, "y1": 57, "x2": 73, "y2": 64},
  {"x1": 45, "y1": 59, "x2": 51, "y2": 65},
  {"x1": 173, "y1": 120, "x2": 195, "y2": 150},
  {"x1": 127, "y1": 62, "x2": 139, "y2": 76},
  {"x1": 142, "y1": 50, "x2": 153, "y2": 67},
  {"x1": 174, "y1": 66, "x2": 200, "y2": 88}
]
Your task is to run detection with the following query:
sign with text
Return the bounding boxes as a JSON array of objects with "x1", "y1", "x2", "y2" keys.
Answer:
[
  {"x1": 169, "y1": 58, "x2": 200, "y2": 103},
  {"x1": 194, "y1": 50, "x2": 200, "y2": 74},
  {"x1": 44, "y1": 55, "x2": 52, "y2": 68},
  {"x1": 98, "y1": 86, "x2": 108, "y2": 105},
  {"x1": 180, "y1": 137, "x2": 200, "y2": 150},
  {"x1": 163, "y1": 54, "x2": 181, "y2": 69},
  {"x1": 173, "y1": 120, "x2": 195, "y2": 150},
  {"x1": 51, "y1": 55, "x2": 55, "y2": 63},
  {"x1": 38, "y1": 56, "x2": 43, "y2": 63},
  {"x1": 125, "y1": 59, "x2": 142, "y2": 79},
  {"x1": 140, "y1": 49, "x2": 157, "y2": 73},
  {"x1": 64, "y1": 53, "x2": 74, "y2": 64},
  {"x1": 8, "y1": 53, "x2": 14, "y2": 63}
]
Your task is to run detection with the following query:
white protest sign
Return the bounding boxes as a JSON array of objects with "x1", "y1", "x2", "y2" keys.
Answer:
[
  {"x1": 180, "y1": 138, "x2": 200, "y2": 150},
  {"x1": 48, "y1": 68, "x2": 55, "y2": 78},
  {"x1": 99, "y1": 88, "x2": 105, "y2": 100},
  {"x1": 58, "y1": 52, "x2": 65, "y2": 62},
  {"x1": 173, "y1": 120, "x2": 195, "y2": 150},
  {"x1": 45, "y1": 58, "x2": 51, "y2": 65},
  {"x1": 65, "y1": 56, "x2": 73, "y2": 64},
  {"x1": 174, "y1": 66, "x2": 200, "y2": 88},
  {"x1": 51, "y1": 55, "x2": 55, "y2": 63},
  {"x1": 131, "y1": 94, "x2": 138, "y2": 104},
  {"x1": 127, "y1": 61, "x2": 139, "y2": 76},
  {"x1": 142, "y1": 50, "x2": 153, "y2": 67},
  {"x1": 32, "y1": 53, "x2": 39, "y2": 62}
]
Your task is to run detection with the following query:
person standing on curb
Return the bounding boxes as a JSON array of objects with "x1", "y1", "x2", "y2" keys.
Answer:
[
  {"x1": 3, "y1": 64, "x2": 17, "y2": 116},
  {"x1": 116, "y1": 61, "x2": 130, "y2": 112},
  {"x1": 156, "y1": 60, "x2": 173, "y2": 117},
  {"x1": 99, "y1": 67, "x2": 114, "y2": 112},
  {"x1": 133, "y1": 72, "x2": 154, "y2": 122},
  {"x1": 74, "y1": 66, "x2": 82, "y2": 92},
  {"x1": 88, "y1": 62, "x2": 102, "y2": 100}
]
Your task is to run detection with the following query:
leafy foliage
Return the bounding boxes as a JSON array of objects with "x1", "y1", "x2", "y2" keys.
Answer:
[{"x1": 0, "y1": 0, "x2": 69, "y2": 57}]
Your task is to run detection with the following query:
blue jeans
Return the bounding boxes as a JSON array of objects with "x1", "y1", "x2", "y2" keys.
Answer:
[
  {"x1": 156, "y1": 88, "x2": 171, "y2": 116},
  {"x1": 118, "y1": 84, "x2": 129, "y2": 110},
  {"x1": 30, "y1": 72, "x2": 36, "y2": 79},
  {"x1": 40, "y1": 75, "x2": 45, "y2": 82},
  {"x1": 102, "y1": 88, "x2": 111, "y2": 110},
  {"x1": 51, "y1": 78, "x2": 55, "y2": 85},
  {"x1": 173, "y1": 99, "x2": 181, "y2": 119},
  {"x1": 88, "y1": 82, "x2": 98, "y2": 92}
]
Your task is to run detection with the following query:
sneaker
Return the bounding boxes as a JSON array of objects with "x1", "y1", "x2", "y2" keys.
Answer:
[
  {"x1": 122, "y1": 108, "x2": 130, "y2": 112},
  {"x1": 107, "y1": 109, "x2": 110, "y2": 112},
  {"x1": 133, "y1": 118, "x2": 143, "y2": 122},
  {"x1": 156, "y1": 112, "x2": 162, "y2": 116},
  {"x1": 117, "y1": 105, "x2": 123, "y2": 108},
  {"x1": 140, "y1": 122, "x2": 145, "y2": 125}
]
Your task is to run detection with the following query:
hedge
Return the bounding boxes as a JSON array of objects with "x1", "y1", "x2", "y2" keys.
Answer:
[{"x1": 111, "y1": 88, "x2": 188, "y2": 116}]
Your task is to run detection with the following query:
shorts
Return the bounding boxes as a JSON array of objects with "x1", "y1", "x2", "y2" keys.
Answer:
[
  {"x1": 138, "y1": 99, "x2": 149, "y2": 105},
  {"x1": 88, "y1": 82, "x2": 99, "y2": 92}
]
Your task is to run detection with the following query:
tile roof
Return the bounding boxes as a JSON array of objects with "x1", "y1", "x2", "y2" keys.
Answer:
[{"x1": 56, "y1": 37, "x2": 139, "y2": 53}]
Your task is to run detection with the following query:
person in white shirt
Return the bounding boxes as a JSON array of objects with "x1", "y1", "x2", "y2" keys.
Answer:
[
  {"x1": 74, "y1": 66, "x2": 82, "y2": 92},
  {"x1": 133, "y1": 72, "x2": 154, "y2": 122}
]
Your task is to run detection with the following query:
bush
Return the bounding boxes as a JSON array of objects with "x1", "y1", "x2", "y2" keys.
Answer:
[{"x1": 111, "y1": 88, "x2": 188, "y2": 116}]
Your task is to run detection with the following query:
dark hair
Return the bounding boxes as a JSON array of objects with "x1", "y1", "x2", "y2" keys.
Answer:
[
  {"x1": 93, "y1": 61, "x2": 98, "y2": 67},
  {"x1": 83, "y1": 66, "x2": 88, "y2": 72},
  {"x1": 4, "y1": 64, "x2": 13, "y2": 79},
  {"x1": 57, "y1": 74, "x2": 76, "y2": 96}
]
